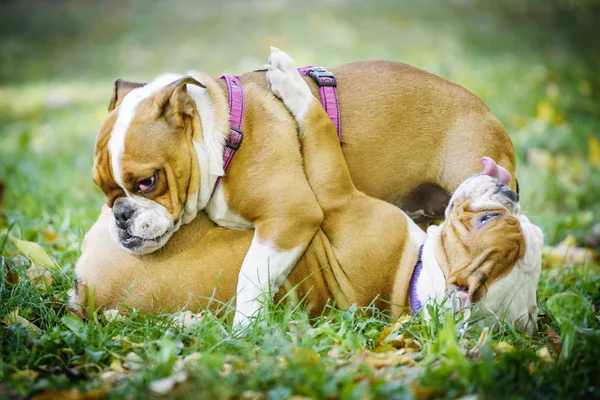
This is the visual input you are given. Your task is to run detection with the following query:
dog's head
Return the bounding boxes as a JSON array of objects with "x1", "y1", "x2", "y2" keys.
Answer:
[
  {"x1": 436, "y1": 157, "x2": 543, "y2": 334},
  {"x1": 93, "y1": 75, "x2": 209, "y2": 254}
]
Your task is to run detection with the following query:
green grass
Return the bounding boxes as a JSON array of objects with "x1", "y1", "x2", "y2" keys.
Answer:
[{"x1": 1, "y1": 0, "x2": 599, "y2": 398}]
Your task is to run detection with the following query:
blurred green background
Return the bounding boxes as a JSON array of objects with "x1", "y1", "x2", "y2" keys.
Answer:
[{"x1": 0, "y1": 0, "x2": 599, "y2": 252}]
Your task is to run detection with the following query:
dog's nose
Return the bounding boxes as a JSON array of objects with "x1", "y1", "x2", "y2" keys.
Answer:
[
  {"x1": 114, "y1": 204, "x2": 135, "y2": 229},
  {"x1": 498, "y1": 185, "x2": 519, "y2": 203}
]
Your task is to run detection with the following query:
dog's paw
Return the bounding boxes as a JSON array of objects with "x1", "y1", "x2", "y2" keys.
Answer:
[{"x1": 265, "y1": 47, "x2": 313, "y2": 122}]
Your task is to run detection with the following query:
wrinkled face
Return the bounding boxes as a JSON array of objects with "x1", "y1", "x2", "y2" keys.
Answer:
[
  {"x1": 93, "y1": 75, "x2": 204, "y2": 254},
  {"x1": 439, "y1": 172, "x2": 543, "y2": 334}
]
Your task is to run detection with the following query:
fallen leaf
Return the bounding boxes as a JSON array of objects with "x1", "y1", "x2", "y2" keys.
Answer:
[
  {"x1": 410, "y1": 380, "x2": 436, "y2": 400},
  {"x1": 123, "y1": 352, "x2": 144, "y2": 371},
  {"x1": 542, "y1": 236, "x2": 598, "y2": 267},
  {"x1": 111, "y1": 335, "x2": 145, "y2": 349},
  {"x1": 31, "y1": 385, "x2": 109, "y2": 400},
  {"x1": 102, "y1": 309, "x2": 125, "y2": 322},
  {"x1": 468, "y1": 327, "x2": 490, "y2": 357},
  {"x1": 10, "y1": 369, "x2": 39, "y2": 381},
  {"x1": 365, "y1": 351, "x2": 416, "y2": 369},
  {"x1": 543, "y1": 326, "x2": 561, "y2": 341},
  {"x1": 10, "y1": 236, "x2": 59, "y2": 270},
  {"x1": 100, "y1": 370, "x2": 128, "y2": 385},
  {"x1": 537, "y1": 347, "x2": 553, "y2": 362},
  {"x1": 26, "y1": 262, "x2": 53, "y2": 288},
  {"x1": 109, "y1": 359, "x2": 125, "y2": 373},
  {"x1": 168, "y1": 310, "x2": 204, "y2": 329},
  {"x1": 42, "y1": 231, "x2": 60, "y2": 243},
  {"x1": 493, "y1": 342, "x2": 515, "y2": 353},
  {"x1": 2, "y1": 309, "x2": 42, "y2": 335},
  {"x1": 3, "y1": 257, "x2": 19, "y2": 284},
  {"x1": 240, "y1": 391, "x2": 266, "y2": 400},
  {"x1": 149, "y1": 371, "x2": 188, "y2": 395}
]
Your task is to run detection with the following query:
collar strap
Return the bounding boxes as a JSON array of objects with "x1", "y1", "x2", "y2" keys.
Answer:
[
  {"x1": 298, "y1": 66, "x2": 341, "y2": 141},
  {"x1": 213, "y1": 74, "x2": 244, "y2": 193},
  {"x1": 409, "y1": 244, "x2": 425, "y2": 314}
]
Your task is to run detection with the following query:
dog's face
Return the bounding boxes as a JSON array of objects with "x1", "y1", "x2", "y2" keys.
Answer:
[
  {"x1": 93, "y1": 75, "x2": 205, "y2": 254},
  {"x1": 438, "y1": 159, "x2": 543, "y2": 334}
]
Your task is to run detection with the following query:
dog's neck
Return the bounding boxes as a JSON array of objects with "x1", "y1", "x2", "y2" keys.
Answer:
[
  {"x1": 186, "y1": 71, "x2": 230, "y2": 211},
  {"x1": 414, "y1": 225, "x2": 447, "y2": 315}
]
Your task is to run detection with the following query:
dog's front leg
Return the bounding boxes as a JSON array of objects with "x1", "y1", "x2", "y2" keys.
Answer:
[{"x1": 233, "y1": 214, "x2": 322, "y2": 328}]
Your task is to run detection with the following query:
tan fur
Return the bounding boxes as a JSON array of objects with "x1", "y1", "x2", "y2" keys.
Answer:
[
  {"x1": 94, "y1": 60, "x2": 515, "y2": 249},
  {"x1": 435, "y1": 198, "x2": 526, "y2": 302},
  {"x1": 73, "y1": 70, "x2": 521, "y2": 320},
  {"x1": 80, "y1": 59, "x2": 519, "y2": 320}
]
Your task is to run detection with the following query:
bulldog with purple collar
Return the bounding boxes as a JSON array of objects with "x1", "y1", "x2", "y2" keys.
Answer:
[{"x1": 73, "y1": 49, "x2": 542, "y2": 333}]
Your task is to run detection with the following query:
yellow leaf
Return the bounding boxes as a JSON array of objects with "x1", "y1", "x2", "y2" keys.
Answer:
[
  {"x1": 537, "y1": 347, "x2": 553, "y2": 362},
  {"x1": 364, "y1": 351, "x2": 415, "y2": 369},
  {"x1": 2, "y1": 309, "x2": 42, "y2": 335},
  {"x1": 42, "y1": 231, "x2": 60, "y2": 242},
  {"x1": 10, "y1": 236, "x2": 59, "y2": 270},
  {"x1": 109, "y1": 359, "x2": 125, "y2": 373},
  {"x1": 493, "y1": 342, "x2": 515, "y2": 353},
  {"x1": 589, "y1": 136, "x2": 600, "y2": 167},
  {"x1": 10, "y1": 369, "x2": 39, "y2": 381}
]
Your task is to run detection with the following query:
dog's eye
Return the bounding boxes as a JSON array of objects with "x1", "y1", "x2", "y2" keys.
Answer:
[
  {"x1": 477, "y1": 212, "x2": 502, "y2": 228},
  {"x1": 137, "y1": 173, "x2": 157, "y2": 194}
]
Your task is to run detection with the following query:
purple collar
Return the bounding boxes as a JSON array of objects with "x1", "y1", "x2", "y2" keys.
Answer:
[
  {"x1": 211, "y1": 67, "x2": 340, "y2": 195},
  {"x1": 409, "y1": 245, "x2": 425, "y2": 314},
  {"x1": 298, "y1": 66, "x2": 341, "y2": 140},
  {"x1": 213, "y1": 74, "x2": 244, "y2": 194}
]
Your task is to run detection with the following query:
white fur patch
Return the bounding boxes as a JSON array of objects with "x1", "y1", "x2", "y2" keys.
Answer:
[
  {"x1": 480, "y1": 215, "x2": 543, "y2": 334},
  {"x1": 205, "y1": 185, "x2": 251, "y2": 230},
  {"x1": 233, "y1": 237, "x2": 303, "y2": 328},
  {"x1": 446, "y1": 175, "x2": 520, "y2": 218},
  {"x1": 108, "y1": 73, "x2": 184, "y2": 190},
  {"x1": 266, "y1": 49, "x2": 314, "y2": 126},
  {"x1": 416, "y1": 225, "x2": 447, "y2": 318}
]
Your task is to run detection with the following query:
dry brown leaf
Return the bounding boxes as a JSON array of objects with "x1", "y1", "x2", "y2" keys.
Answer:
[
  {"x1": 543, "y1": 326, "x2": 561, "y2": 353},
  {"x1": 26, "y1": 263, "x2": 53, "y2": 288},
  {"x1": 31, "y1": 385, "x2": 109, "y2": 400},
  {"x1": 543, "y1": 236, "x2": 598, "y2": 267},
  {"x1": 410, "y1": 380, "x2": 436, "y2": 400},
  {"x1": 365, "y1": 351, "x2": 416, "y2": 369},
  {"x1": 4, "y1": 259, "x2": 19, "y2": 284}
]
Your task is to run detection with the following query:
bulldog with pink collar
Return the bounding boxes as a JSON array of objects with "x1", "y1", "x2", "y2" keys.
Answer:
[{"x1": 73, "y1": 49, "x2": 542, "y2": 333}]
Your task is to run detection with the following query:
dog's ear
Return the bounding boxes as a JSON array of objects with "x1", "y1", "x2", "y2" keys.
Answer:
[
  {"x1": 152, "y1": 77, "x2": 206, "y2": 127},
  {"x1": 108, "y1": 79, "x2": 146, "y2": 112}
]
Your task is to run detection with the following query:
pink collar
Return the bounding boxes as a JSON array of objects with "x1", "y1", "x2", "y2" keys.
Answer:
[
  {"x1": 213, "y1": 74, "x2": 244, "y2": 193},
  {"x1": 212, "y1": 67, "x2": 341, "y2": 194},
  {"x1": 298, "y1": 66, "x2": 341, "y2": 140}
]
